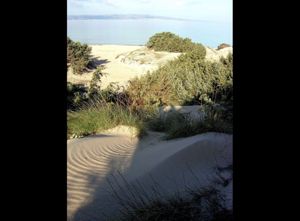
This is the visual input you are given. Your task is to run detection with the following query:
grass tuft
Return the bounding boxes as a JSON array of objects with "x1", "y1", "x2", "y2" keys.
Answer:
[{"x1": 67, "y1": 100, "x2": 146, "y2": 139}]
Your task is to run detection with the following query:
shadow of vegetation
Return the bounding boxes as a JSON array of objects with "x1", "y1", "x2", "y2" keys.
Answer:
[
  {"x1": 88, "y1": 58, "x2": 110, "y2": 70},
  {"x1": 68, "y1": 128, "x2": 233, "y2": 221},
  {"x1": 68, "y1": 136, "x2": 144, "y2": 221},
  {"x1": 68, "y1": 87, "x2": 233, "y2": 220}
]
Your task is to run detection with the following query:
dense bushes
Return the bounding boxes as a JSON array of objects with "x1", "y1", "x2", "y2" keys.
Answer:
[
  {"x1": 67, "y1": 37, "x2": 92, "y2": 74},
  {"x1": 146, "y1": 32, "x2": 206, "y2": 56},
  {"x1": 148, "y1": 105, "x2": 232, "y2": 139},
  {"x1": 126, "y1": 52, "x2": 233, "y2": 108},
  {"x1": 67, "y1": 82, "x2": 89, "y2": 110},
  {"x1": 67, "y1": 66, "x2": 105, "y2": 110}
]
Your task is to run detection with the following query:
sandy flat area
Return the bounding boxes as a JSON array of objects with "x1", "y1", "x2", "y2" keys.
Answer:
[
  {"x1": 67, "y1": 127, "x2": 232, "y2": 221},
  {"x1": 67, "y1": 45, "x2": 232, "y2": 89},
  {"x1": 67, "y1": 45, "x2": 180, "y2": 88}
]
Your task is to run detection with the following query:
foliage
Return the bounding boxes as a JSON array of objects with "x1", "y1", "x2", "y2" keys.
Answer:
[
  {"x1": 127, "y1": 52, "x2": 233, "y2": 108},
  {"x1": 88, "y1": 66, "x2": 104, "y2": 98},
  {"x1": 67, "y1": 37, "x2": 92, "y2": 75},
  {"x1": 67, "y1": 82, "x2": 89, "y2": 110},
  {"x1": 67, "y1": 33, "x2": 233, "y2": 140},
  {"x1": 67, "y1": 101, "x2": 146, "y2": 139},
  {"x1": 148, "y1": 104, "x2": 232, "y2": 139},
  {"x1": 146, "y1": 32, "x2": 206, "y2": 56}
]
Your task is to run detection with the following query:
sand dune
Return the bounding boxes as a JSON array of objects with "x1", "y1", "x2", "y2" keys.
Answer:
[
  {"x1": 205, "y1": 46, "x2": 233, "y2": 61},
  {"x1": 67, "y1": 45, "x2": 180, "y2": 88},
  {"x1": 67, "y1": 129, "x2": 232, "y2": 220},
  {"x1": 67, "y1": 45, "x2": 232, "y2": 89}
]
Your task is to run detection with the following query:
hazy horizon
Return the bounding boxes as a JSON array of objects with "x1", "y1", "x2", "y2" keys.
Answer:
[
  {"x1": 67, "y1": 0, "x2": 232, "y2": 47},
  {"x1": 67, "y1": 14, "x2": 230, "y2": 23},
  {"x1": 68, "y1": 0, "x2": 232, "y2": 23}
]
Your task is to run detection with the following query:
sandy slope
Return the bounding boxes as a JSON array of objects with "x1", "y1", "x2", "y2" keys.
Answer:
[
  {"x1": 67, "y1": 45, "x2": 232, "y2": 89},
  {"x1": 67, "y1": 45, "x2": 180, "y2": 88},
  {"x1": 205, "y1": 46, "x2": 233, "y2": 61},
  {"x1": 67, "y1": 128, "x2": 232, "y2": 221}
]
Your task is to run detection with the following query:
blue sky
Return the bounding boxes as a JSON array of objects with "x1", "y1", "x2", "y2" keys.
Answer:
[{"x1": 68, "y1": 0, "x2": 232, "y2": 22}]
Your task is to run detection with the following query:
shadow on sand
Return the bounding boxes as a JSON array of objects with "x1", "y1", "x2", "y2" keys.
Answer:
[{"x1": 68, "y1": 127, "x2": 232, "y2": 221}]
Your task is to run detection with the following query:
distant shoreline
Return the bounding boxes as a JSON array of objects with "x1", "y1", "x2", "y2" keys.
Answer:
[{"x1": 67, "y1": 14, "x2": 200, "y2": 22}]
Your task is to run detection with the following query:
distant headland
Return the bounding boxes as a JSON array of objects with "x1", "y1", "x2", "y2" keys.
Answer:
[{"x1": 67, "y1": 14, "x2": 198, "y2": 21}]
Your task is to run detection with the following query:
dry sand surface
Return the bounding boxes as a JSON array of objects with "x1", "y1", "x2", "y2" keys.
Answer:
[
  {"x1": 67, "y1": 45, "x2": 232, "y2": 89},
  {"x1": 205, "y1": 46, "x2": 233, "y2": 62},
  {"x1": 67, "y1": 45, "x2": 180, "y2": 88},
  {"x1": 67, "y1": 128, "x2": 232, "y2": 221}
]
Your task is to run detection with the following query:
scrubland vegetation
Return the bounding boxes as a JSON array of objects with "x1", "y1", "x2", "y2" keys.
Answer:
[
  {"x1": 148, "y1": 105, "x2": 232, "y2": 140},
  {"x1": 67, "y1": 33, "x2": 232, "y2": 139},
  {"x1": 67, "y1": 33, "x2": 233, "y2": 220},
  {"x1": 67, "y1": 37, "x2": 92, "y2": 75},
  {"x1": 127, "y1": 51, "x2": 232, "y2": 108},
  {"x1": 146, "y1": 32, "x2": 206, "y2": 56}
]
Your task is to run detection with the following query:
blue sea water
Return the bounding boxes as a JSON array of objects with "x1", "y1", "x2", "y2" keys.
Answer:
[{"x1": 67, "y1": 19, "x2": 232, "y2": 48}]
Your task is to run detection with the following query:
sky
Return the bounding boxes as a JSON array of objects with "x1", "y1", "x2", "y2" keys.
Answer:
[{"x1": 67, "y1": 0, "x2": 232, "y2": 22}]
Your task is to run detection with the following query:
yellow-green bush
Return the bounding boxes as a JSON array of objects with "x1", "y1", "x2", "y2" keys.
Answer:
[
  {"x1": 146, "y1": 32, "x2": 206, "y2": 57},
  {"x1": 67, "y1": 37, "x2": 92, "y2": 75},
  {"x1": 127, "y1": 52, "x2": 233, "y2": 108}
]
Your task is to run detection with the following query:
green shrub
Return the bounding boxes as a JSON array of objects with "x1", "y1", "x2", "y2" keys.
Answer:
[
  {"x1": 67, "y1": 82, "x2": 89, "y2": 110},
  {"x1": 146, "y1": 32, "x2": 206, "y2": 56},
  {"x1": 127, "y1": 52, "x2": 232, "y2": 108},
  {"x1": 88, "y1": 66, "x2": 103, "y2": 98},
  {"x1": 147, "y1": 105, "x2": 232, "y2": 139},
  {"x1": 67, "y1": 37, "x2": 92, "y2": 75}
]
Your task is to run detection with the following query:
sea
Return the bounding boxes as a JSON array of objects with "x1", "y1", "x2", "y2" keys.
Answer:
[{"x1": 67, "y1": 18, "x2": 232, "y2": 48}]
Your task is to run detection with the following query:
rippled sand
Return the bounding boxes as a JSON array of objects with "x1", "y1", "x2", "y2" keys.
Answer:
[{"x1": 67, "y1": 129, "x2": 232, "y2": 221}]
